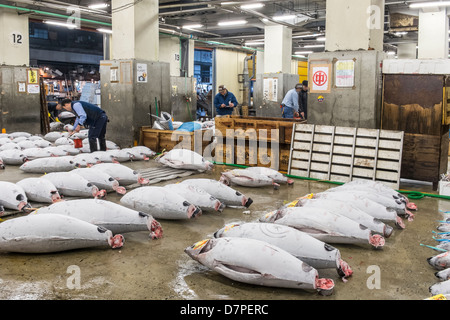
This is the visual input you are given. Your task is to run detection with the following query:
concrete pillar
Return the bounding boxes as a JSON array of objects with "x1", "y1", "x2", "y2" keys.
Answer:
[
  {"x1": 0, "y1": 8, "x2": 29, "y2": 66},
  {"x1": 325, "y1": 0, "x2": 385, "y2": 52},
  {"x1": 111, "y1": 0, "x2": 159, "y2": 60},
  {"x1": 397, "y1": 43, "x2": 417, "y2": 59},
  {"x1": 263, "y1": 25, "x2": 292, "y2": 73},
  {"x1": 418, "y1": 8, "x2": 449, "y2": 59}
]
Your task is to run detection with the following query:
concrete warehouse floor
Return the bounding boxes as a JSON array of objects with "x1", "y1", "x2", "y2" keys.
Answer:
[{"x1": 0, "y1": 159, "x2": 447, "y2": 301}]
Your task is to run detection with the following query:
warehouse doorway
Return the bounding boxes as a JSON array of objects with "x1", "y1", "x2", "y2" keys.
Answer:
[{"x1": 194, "y1": 48, "x2": 213, "y2": 118}]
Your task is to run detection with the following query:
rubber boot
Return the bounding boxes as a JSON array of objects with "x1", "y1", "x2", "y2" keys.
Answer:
[
  {"x1": 89, "y1": 139, "x2": 98, "y2": 153},
  {"x1": 99, "y1": 138, "x2": 107, "y2": 151}
]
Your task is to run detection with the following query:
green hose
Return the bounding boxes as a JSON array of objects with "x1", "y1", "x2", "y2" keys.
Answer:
[{"x1": 212, "y1": 161, "x2": 450, "y2": 201}]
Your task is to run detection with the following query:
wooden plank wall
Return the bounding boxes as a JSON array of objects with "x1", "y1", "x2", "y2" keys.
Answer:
[{"x1": 288, "y1": 124, "x2": 404, "y2": 189}]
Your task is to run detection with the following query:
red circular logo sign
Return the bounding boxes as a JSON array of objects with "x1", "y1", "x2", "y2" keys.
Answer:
[{"x1": 313, "y1": 71, "x2": 327, "y2": 87}]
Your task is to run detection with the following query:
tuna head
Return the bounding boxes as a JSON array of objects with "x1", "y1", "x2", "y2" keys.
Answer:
[
  {"x1": 428, "y1": 252, "x2": 450, "y2": 270},
  {"x1": 219, "y1": 173, "x2": 231, "y2": 186},
  {"x1": 0, "y1": 158, "x2": 4, "y2": 169},
  {"x1": 50, "y1": 190, "x2": 63, "y2": 203},
  {"x1": 0, "y1": 205, "x2": 4, "y2": 216},
  {"x1": 183, "y1": 201, "x2": 202, "y2": 219}
]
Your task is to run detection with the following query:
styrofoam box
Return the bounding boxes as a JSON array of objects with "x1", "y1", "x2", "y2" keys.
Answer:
[{"x1": 439, "y1": 181, "x2": 450, "y2": 196}]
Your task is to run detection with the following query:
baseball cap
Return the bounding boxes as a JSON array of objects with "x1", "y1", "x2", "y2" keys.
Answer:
[{"x1": 295, "y1": 83, "x2": 302, "y2": 89}]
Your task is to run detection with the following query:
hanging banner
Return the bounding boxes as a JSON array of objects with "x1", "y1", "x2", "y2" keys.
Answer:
[
  {"x1": 310, "y1": 64, "x2": 331, "y2": 93},
  {"x1": 335, "y1": 60, "x2": 355, "y2": 88}
]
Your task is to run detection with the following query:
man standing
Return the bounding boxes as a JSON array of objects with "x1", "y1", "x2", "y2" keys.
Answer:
[
  {"x1": 281, "y1": 83, "x2": 304, "y2": 119},
  {"x1": 214, "y1": 85, "x2": 239, "y2": 117},
  {"x1": 57, "y1": 99, "x2": 108, "y2": 152},
  {"x1": 299, "y1": 80, "x2": 308, "y2": 120}
]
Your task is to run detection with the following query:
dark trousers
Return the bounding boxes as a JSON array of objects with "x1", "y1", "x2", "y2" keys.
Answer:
[{"x1": 88, "y1": 113, "x2": 108, "y2": 152}]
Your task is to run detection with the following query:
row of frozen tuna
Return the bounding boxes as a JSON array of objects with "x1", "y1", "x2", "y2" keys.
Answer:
[
  {"x1": 0, "y1": 163, "x2": 151, "y2": 213},
  {"x1": 0, "y1": 199, "x2": 164, "y2": 253},
  {"x1": 184, "y1": 179, "x2": 419, "y2": 295},
  {"x1": 421, "y1": 209, "x2": 450, "y2": 297},
  {"x1": 0, "y1": 130, "x2": 154, "y2": 169}
]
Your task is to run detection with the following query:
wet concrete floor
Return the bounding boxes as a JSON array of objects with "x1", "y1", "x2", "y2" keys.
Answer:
[{"x1": 0, "y1": 160, "x2": 448, "y2": 300}]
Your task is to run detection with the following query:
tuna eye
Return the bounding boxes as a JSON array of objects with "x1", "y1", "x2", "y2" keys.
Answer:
[
  {"x1": 108, "y1": 178, "x2": 114, "y2": 182},
  {"x1": 138, "y1": 212, "x2": 149, "y2": 217},
  {"x1": 97, "y1": 226, "x2": 108, "y2": 233},
  {"x1": 16, "y1": 194, "x2": 25, "y2": 201},
  {"x1": 87, "y1": 183, "x2": 93, "y2": 187},
  {"x1": 235, "y1": 191, "x2": 242, "y2": 196},
  {"x1": 182, "y1": 201, "x2": 190, "y2": 207}
]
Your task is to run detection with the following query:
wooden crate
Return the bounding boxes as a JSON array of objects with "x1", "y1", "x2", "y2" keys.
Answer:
[
  {"x1": 214, "y1": 115, "x2": 306, "y2": 171},
  {"x1": 139, "y1": 127, "x2": 214, "y2": 154}
]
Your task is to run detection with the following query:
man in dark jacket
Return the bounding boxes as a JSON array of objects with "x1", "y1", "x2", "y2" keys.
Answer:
[
  {"x1": 57, "y1": 99, "x2": 108, "y2": 152},
  {"x1": 299, "y1": 80, "x2": 309, "y2": 120},
  {"x1": 214, "y1": 85, "x2": 239, "y2": 117}
]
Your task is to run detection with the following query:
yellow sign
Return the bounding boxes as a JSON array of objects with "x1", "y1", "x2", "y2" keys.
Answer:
[{"x1": 27, "y1": 69, "x2": 38, "y2": 84}]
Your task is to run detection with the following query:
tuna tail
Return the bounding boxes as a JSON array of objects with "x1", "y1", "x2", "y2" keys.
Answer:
[
  {"x1": 109, "y1": 234, "x2": 124, "y2": 249},
  {"x1": 337, "y1": 259, "x2": 353, "y2": 280},
  {"x1": 147, "y1": 218, "x2": 163, "y2": 239},
  {"x1": 0, "y1": 163, "x2": 5, "y2": 170},
  {"x1": 369, "y1": 234, "x2": 385, "y2": 249},
  {"x1": 315, "y1": 277, "x2": 334, "y2": 296}
]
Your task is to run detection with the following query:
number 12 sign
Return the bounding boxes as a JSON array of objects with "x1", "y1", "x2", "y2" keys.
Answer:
[{"x1": 310, "y1": 64, "x2": 331, "y2": 93}]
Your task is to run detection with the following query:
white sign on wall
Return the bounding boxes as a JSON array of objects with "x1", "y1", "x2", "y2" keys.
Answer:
[
  {"x1": 9, "y1": 31, "x2": 24, "y2": 46},
  {"x1": 263, "y1": 77, "x2": 278, "y2": 102},
  {"x1": 335, "y1": 60, "x2": 355, "y2": 88},
  {"x1": 310, "y1": 65, "x2": 331, "y2": 93}
]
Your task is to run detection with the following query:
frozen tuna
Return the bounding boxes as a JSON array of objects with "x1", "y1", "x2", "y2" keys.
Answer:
[
  {"x1": 35, "y1": 199, "x2": 162, "y2": 239},
  {"x1": 91, "y1": 163, "x2": 149, "y2": 186},
  {"x1": 0, "y1": 142, "x2": 20, "y2": 151},
  {"x1": 41, "y1": 172, "x2": 106, "y2": 199},
  {"x1": 245, "y1": 167, "x2": 294, "y2": 185},
  {"x1": 294, "y1": 198, "x2": 393, "y2": 238},
  {"x1": 311, "y1": 191, "x2": 405, "y2": 229},
  {"x1": 73, "y1": 153, "x2": 101, "y2": 167},
  {"x1": 164, "y1": 183, "x2": 225, "y2": 213},
  {"x1": 185, "y1": 237, "x2": 335, "y2": 295},
  {"x1": 20, "y1": 156, "x2": 79, "y2": 173},
  {"x1": 156, "y1": 149, "x2": 213, "y2": 172},
  {"x1": 0, "y1": 214, "x2": 123, "y2": 253},
  {"x1": 0, "y1": 149, "x2": 28, "y2": 165},
  {"x1": 260, "y1": 207, "x2": 385, "y2": 248},
  {"x1": 219, "y1": 168, "x2": 280, "y2": 189},
  {"x1": 0, "y1": 181, "x2": 31, "y2": 212},
  {"x1": 429, "y1": 279, "x2": 450, "y2": 296},
  {"x1": 120, "y1": 186, "x2": 201, "y2": 220},
  {"x1": 179, "y1": 178, "x2": 253, "y2": 208},
  {"x1": 325, "y1": 187, "x2": 412, "y2": 220},
  {"x1": 428, "y1": 251, "x2": 450, "y2": 270},
  {"x1": 435, "y1": 268, "x2": 450, "y2": 281},
  {"x1": 22, "y1": 147, "x2": 54, "y2": 160},
  {"x1": 214, "y1": 222, "x2": 352, "y2": 279},
  {"x1": 334, "y1": 179, "x2": 417, "y2": 211},
  {"x1": 16, "y1": 177, "x2": 62, "y2": 204},
  {"x1": 71, "y1": 168, "x2": 126, "y2": 194}
]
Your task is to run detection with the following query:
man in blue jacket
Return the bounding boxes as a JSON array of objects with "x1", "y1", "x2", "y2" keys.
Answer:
[
  {"x1": 280, "y1": 83, "x2": 304, "y2": 119},
  {"x1": 57, "y1": 99, "x2": 108, "y2": 152},
  {"x1": 214, "y1": 85, "x2": 238, "y2": 117}
]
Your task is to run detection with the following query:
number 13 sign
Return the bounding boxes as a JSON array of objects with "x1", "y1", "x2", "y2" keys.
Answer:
[{"x1": 310, "y1": 64, "x2": 331, "y2": 93}]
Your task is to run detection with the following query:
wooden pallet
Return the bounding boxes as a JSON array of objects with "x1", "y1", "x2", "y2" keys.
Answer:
[{"x1": 288, "y1": 124, "x2": 404, "y2": 189}]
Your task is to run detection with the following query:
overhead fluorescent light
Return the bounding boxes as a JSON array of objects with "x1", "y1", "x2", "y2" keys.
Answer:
[
  {"x1": 241, "y1": 3, "x2": 265, "y2": 10},
  {"x1": 218, "y1": 20, "x2": 247, "y2": 26},
  {"x1": 45, "y1": 20, "x2": 77, "y2": 29},
  {"x1": 182, "y1": 24, "x2": 203, "y2": 29},
  {"x1": 316, "y1": 37, "x2": 326, "y2": 41},
  {"x1": 293, "y1": 55, "x2": 306, "y2": 58},
  {"x1": 273, "y1": 14, "x2": 297, "y2": 21},
  {"x1": 295, "y1": 51, "x2": 314, "y2": 54},
  {"x1": 410, "y1": 1, "x2": 450, "y2": 8},
  {"x1": 387, "y1": 51, "x2": 396, "y2": 55},
  {"x1": 88, "y1": 3, "x2": 108, "y2": 9},
  {"x1": 292, "y1": 33, "x2": 323, "y2": 39},
  {"x1": 221, "y1": 2, "x2": 235, "y2": 5},
  {"x1": 245, "y1": 42, "x2": 264, "y2": 46},
  {"x1": 97, "y1": 28, "x2": 113, "y2": 34},
  {"x1": 304, "y1": 44, "x2": 325, "y2": 48}
]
